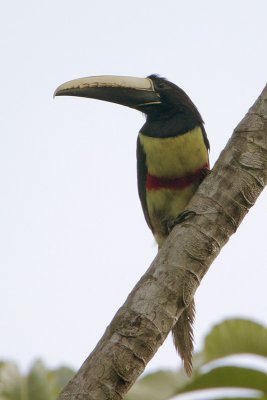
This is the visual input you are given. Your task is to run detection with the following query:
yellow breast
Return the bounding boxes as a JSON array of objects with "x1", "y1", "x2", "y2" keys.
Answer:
[{"x1": 139, "y1": 126, "x2": 208, "y2": 178}]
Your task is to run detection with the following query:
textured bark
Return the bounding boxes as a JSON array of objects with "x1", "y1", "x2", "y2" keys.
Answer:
[{"x1": 58, "y1": 85, "x2": 267, "y2": 400}]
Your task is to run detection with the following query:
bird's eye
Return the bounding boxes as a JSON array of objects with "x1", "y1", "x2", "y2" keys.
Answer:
[{"x1": 157, "y1": 82, "x2": 166, "y2": 89}]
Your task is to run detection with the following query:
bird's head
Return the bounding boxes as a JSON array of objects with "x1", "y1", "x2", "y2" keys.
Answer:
[{"x1": 54, "y1": 74, "x2": 205, "y2": 137}]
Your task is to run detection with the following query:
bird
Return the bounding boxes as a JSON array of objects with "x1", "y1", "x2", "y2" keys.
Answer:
[{"x1": 54, "y1": 74, "x2": 210, "y2": 375}]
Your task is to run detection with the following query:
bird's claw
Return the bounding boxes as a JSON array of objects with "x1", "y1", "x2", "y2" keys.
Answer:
[{"x1": 167, "y1": 210, "x2": 196, "y2": 233}]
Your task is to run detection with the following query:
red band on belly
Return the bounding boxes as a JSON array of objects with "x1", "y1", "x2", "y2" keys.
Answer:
[{"x1": 146, "y1": 163, "x2": 210, "y2": 190}]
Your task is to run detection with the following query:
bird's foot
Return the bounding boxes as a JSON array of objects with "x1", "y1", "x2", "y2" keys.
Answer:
[
  {"x1": 200, "y1": 166, "x2": 210, "y2": 180},
  {"x1": 167, "y1": 210, "x2": 196, "y2": 233}
]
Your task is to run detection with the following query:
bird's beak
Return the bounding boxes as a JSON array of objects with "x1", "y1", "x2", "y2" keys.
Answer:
[{"x1": 54, "y1": 75, "x2": 161, "y2": 109}]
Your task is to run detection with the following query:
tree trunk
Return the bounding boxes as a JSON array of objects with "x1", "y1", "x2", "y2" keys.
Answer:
[{"x1": 58, "y1": 84, "x2": 267, "y2": 400}]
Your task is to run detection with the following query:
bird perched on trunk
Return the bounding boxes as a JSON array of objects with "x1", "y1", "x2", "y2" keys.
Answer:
[{"x1": 54, "y1": 74, "x2": 210, "y2": 374}]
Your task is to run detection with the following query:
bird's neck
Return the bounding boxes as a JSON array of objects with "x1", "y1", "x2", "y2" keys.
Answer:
[{"x1": 141, "y1": 111, "x2": 201, "y2": 138}]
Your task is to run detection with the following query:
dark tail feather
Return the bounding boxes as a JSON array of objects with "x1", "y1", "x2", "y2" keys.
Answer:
[{"x1": 172, "y1": 298, "x2": 195, "y2": 375}]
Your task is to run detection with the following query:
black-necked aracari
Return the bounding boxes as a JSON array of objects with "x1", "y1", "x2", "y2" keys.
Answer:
[{"x1": 54, "y1": 74, "x2": 210, "y2": 375}]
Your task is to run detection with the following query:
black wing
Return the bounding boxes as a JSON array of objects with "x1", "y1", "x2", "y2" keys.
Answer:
[{"x1": 136, "y1": 136, "x2": 153, "y2": 233}]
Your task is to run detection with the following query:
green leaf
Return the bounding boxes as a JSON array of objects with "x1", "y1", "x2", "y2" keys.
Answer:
[
  {"x1": 0, "y1": 360, "x2": 75, "y2": 400},
  {"x1": 47, "y1": 366, "x2": 75, "y2": 398},
  {"x1": 207, "y1": 398, "x2": 267, "y2": 400},
  {"x1": 0, "y1": 361, "x2": 22, "y2": 400},
  {"x1": 26, "y1": 360, "x2": 52, "y2": 400},
  {"x1": 175, "y1": 366, "x2": 267, "y2": 395},
  {"x1": 125, "y1": 369, "x2": 188, "y2": 400},
  {"x1": 203, "y1": 319, "x2": 267, "y2": 363}
]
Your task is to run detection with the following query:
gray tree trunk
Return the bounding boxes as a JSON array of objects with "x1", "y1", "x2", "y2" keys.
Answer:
[{"x1": 58, "y1": 84, "x2": 267, "y2": 400}]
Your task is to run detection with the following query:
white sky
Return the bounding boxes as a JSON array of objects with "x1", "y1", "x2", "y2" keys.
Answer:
[{"x1": 1, "y1": 0, "x2": 267, "y2": 374}]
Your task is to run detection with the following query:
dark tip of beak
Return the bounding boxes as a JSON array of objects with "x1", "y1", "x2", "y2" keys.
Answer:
[{"x1": 54, "y1": 75, "x2": 161, "y2": 109}]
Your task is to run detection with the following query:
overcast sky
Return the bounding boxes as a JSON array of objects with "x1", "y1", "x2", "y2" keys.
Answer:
[{"x1": 1, "y1": 0, "x2": 267, "y2": 375}]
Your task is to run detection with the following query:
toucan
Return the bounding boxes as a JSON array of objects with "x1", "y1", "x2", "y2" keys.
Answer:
[{"x1": 54, "y1": 74, "x2": 210, "y2": 375}]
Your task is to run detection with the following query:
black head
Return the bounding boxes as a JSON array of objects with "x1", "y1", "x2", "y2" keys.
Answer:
[
  {"x1": 54, "y1": 73, "x2": 207, "y2": 144},
  {"x1": 139, "y1": 74, "x2": 205, "y2": 139}
]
